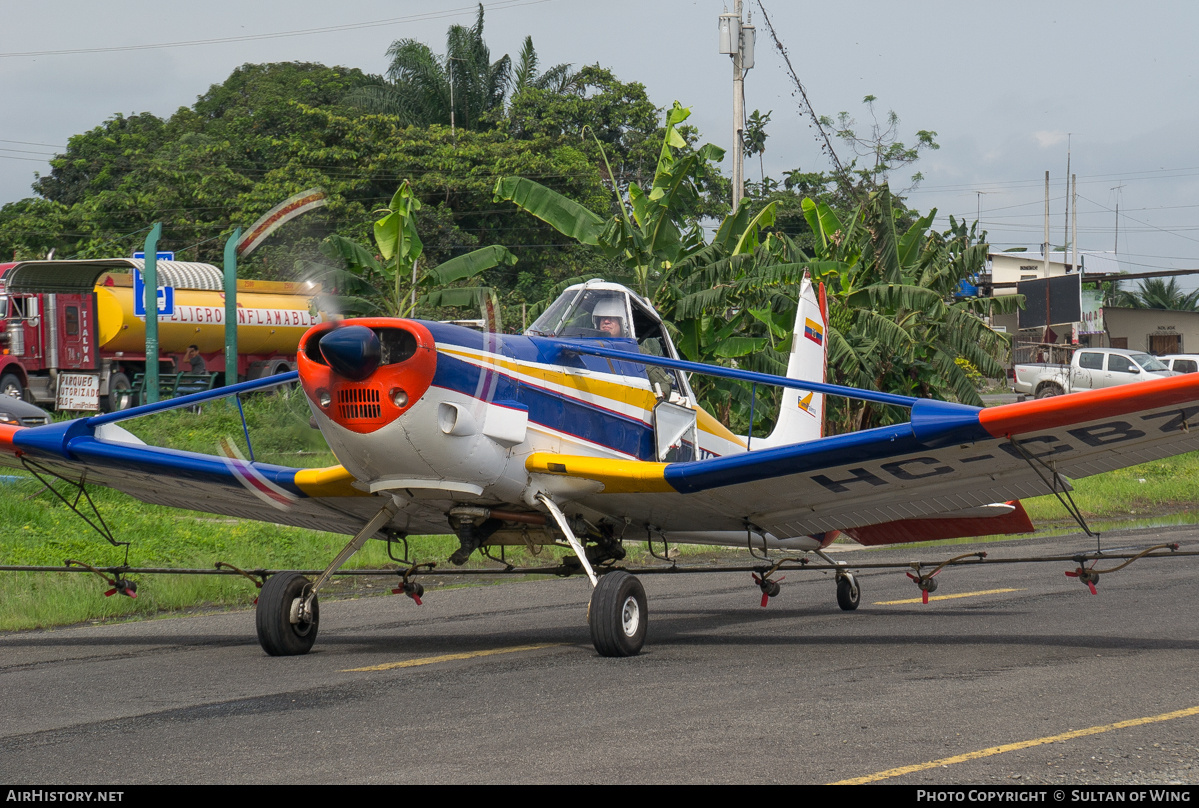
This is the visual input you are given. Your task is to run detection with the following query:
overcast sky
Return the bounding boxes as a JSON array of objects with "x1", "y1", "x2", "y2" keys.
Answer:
[{"x1": 3, "y1": 0, "x2": 1199, "y2": 283}]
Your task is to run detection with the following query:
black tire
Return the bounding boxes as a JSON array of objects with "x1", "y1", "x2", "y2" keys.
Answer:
[
  {"x1": 588, "y1": 571, "x2": 647, "y2": 657},
  {"x1": 1035, "y1": 384, "x2": 1063, "y2": 399},
  {"x1": 256, "y1": 572, "x2": 319, "y2": 656},
  {"x1": 836, "y1": 574, "x2": 860, "y2": 611},
  {"x1": 0, "y1": 372, "x2": 23, "y2": 401},
  {"x1": 102, "y1": 372, "x2": 132, "y2": 412}
]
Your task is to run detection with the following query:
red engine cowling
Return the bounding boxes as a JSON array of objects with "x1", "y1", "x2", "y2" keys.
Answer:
[{"x1": 297, "y1": 319, "x2": 437, "y2": 435}]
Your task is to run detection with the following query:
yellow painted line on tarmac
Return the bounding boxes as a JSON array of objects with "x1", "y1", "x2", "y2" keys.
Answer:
[
  {"x1": 830, "y1": 705, "x2": 1199, "y2": 785},
  {"x1": 874, "y1": 587, "x2": 1025, "y2": 605},
  {"x1": 342, "y1": 643, "x2": 562, "y2": 672}
]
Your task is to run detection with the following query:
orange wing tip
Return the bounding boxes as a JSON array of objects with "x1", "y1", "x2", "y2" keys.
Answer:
[
  {"x1": 980, "y1": 373, "x2": 1199, "y2": 437},
  {"x1": 0, "y1": 424, "x2": 22, "y2": 453}
]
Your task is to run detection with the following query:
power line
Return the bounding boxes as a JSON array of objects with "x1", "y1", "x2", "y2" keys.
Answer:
[
  {"x1": 0, "y1": 0, "x2": 555, "y2": 59},
  {"x1": 0, "y1": 138, "x2": 64, "y2": 149},
  {"x1": 911, "y1": 165, "x2": 1199, "y2": 195},
  {"x1": 1079, "y1": 193, "x2": 1199, "y2": 246},
  {"x1": 0, "y1": 147, "x2": 58, "y2": 156}
]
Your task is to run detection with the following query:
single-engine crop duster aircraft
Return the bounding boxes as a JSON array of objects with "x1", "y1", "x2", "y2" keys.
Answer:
[{"x1": 4, "y1": 277, "x2": 1199, "y2": 657}]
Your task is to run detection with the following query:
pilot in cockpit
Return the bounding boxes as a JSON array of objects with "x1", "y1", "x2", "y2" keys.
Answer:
[{"x1": 592, "y1": 298, "x2": 628, "y2": 339}]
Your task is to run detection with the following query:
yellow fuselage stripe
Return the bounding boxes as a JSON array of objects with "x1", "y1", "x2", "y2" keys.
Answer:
[{"x1": 438, "y1": 345, "x2": 746, "y2": 447}]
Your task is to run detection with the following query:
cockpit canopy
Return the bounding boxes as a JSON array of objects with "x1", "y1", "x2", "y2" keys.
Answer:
[
  {"x1": 525, "y1": 280, "x2": 669, "y2": 347},
  {"x1": 525, "y1": 279, "x2": 693, "y2": 412}
]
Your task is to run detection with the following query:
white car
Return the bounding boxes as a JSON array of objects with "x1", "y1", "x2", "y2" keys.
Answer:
[{"x1": 1158, "y1": 354, "x2": 1199, "y2": 374}]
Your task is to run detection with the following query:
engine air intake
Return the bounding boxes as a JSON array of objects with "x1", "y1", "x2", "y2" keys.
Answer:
[{"x1": 337, "y1": 386, "x2": 382, "y2": 420}]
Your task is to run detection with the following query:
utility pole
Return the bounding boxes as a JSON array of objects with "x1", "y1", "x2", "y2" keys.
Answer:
[
  {"x1": 1043, "y1": 171, "x2": 1050, "y2": 277},
  {"x1": 1111, "y1": 184, "x2": 1124, "y2": 253},
  {"x1": 1071, "y1": 174, "x2": 1078, "y2": 273},
  {"x1": 448, "y1": 57, "x2": 457, "y2": 143},
  {"x1": 1063, "y1": 134, "x2": 1071, "y2": 254},
  {"x1": 719, "y1": 3, "x2": 754, "y2": 211},
  {"x1": 974, "y1": 190, "x2": 991, "y2": 226}
]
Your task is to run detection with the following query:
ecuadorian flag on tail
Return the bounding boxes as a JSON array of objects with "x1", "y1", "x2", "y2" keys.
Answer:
[{"x1": 804, "y1": 318, "x2": 824, "y2": 346}]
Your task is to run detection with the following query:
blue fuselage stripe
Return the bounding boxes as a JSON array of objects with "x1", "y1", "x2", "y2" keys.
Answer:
[
  {"x1": 430, "y1": 350, "x2": 654, "y2": 458},
  {"x1": 663, "y1": 416, "x2": 991, "y2": 494}
]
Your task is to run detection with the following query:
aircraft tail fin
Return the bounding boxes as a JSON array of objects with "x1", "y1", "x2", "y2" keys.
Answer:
[{"x1": 757, "y1": 275, "x2": 827, "y2": 448}]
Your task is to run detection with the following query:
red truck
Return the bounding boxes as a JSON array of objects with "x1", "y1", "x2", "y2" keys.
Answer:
[{"x1": 0, "y1": 258, "x2": 323, "y2": 411}]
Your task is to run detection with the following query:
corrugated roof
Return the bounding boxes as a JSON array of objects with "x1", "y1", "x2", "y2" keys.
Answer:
[{"x1": 1, "y1": 258, "x2": 225, "y2": 293}]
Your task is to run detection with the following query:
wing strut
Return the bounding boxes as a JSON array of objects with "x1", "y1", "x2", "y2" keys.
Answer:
[
  {"x1": 20, "y1": 456, "x2": 129, "y2": 565},
  {"x1": 1005, "y1": 436, "x2": 1098, "y2": 546}
]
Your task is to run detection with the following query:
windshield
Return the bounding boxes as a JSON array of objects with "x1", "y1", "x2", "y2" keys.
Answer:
[
  {"x1": 1133, "y1": 353, "x2": 1169, "y2": 372},
  {"x1": 0, "y1": 295, "x2": 6, "y2": 319},
  {"x1": 526, "y1": 289, "x2": 634, "y2": 339}
]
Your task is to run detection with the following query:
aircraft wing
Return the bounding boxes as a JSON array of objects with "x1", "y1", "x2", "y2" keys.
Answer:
[
  {"x1": 527, "y1": 373, "x2": 1199, "y2": 540},
  {"x1": 0, "y1": 374, "x2": 456, "y2": 539},
  {"x1": 0, "y1": 417, "x2": 457, "y2": 537}
]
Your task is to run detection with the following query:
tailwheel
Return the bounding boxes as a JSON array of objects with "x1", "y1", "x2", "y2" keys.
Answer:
[
  {"x1": 588, "y1": 571, "x2": 647, "y2": 657},
  {"x1": 836, "y1": 573, "x2": 860, "y2": 611},
  {"x1": 256, "y1": 572, "x2": 319, "y2": 656}
]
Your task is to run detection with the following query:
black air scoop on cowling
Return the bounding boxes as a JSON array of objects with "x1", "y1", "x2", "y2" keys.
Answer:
[{"x1": 318, "y1": 325, "x2": 382, "y2": 381}]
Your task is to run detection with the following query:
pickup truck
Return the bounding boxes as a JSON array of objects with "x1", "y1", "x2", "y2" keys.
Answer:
[{"x1": 1012, "y1": 347, "x2": 1176, "y2": 399}]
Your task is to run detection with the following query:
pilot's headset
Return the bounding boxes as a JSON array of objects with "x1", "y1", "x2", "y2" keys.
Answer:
[{"x1": 591, "y1": 297, "x2": 628, "y2": 336}]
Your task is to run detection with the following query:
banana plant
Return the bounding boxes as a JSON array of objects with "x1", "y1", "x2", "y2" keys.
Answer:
[
  {"x1": 318, "y1": 180, "x2": 516, "y2": 317},
  {"x1": 495, "y1": 102, "x2": 728, "y2": 303}
]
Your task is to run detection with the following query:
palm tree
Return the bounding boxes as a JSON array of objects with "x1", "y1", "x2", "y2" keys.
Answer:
[
  {"x1": 347, "y1": 5, "x2": 574, "y2": 128},
  {"x1": 1118, "y1": 277, "x2": 1199, "y2": 311},
  {"x1": 495, "y1": 105, "x2": 1014, "y2": 435},
  {"x1": 511, "y1": 36, "x2": 580, "y2": 95}
]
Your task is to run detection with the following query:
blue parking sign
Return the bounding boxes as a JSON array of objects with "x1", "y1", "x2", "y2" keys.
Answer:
[{"x1": 133, "y1": 269, "x2": 175, "y2": 317}]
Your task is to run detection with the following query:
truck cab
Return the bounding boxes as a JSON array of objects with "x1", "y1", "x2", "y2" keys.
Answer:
[{"x1": 0, "y1": 259, "x2": 321, "y2": 411}]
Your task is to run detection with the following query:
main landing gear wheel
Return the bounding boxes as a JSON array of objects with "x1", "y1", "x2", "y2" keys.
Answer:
[
  {"x1": 836, "y1": 573, "x2": 860, "y2": 611},
  {"x1": 256, "y1": 571, "x2": 319, "y2": 656},
  {"x1": 588, "y1": 570, "x2": 647, "y2": 657}
]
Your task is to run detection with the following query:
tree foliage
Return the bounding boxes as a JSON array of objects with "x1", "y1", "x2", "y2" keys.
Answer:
[
  {"x1": 317, "y1": 180, "x2": 516, "y2": 317},
  {"x1": 1108, "y1": 277, "x2": 1199, "y2": 312},
  {"x1": 820, "y1": 95, "x2": 939, "y2": 192}
]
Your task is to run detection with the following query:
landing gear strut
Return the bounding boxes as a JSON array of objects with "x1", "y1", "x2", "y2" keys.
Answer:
[
  {"x1": 536, "y1": 493, "x2": 648, "y2": 657},
  {"x1": 254, "y1": 497, "x2": 399, "y2": 656}
]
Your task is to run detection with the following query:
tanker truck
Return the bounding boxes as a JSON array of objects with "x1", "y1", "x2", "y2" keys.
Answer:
[{"x1": 0, "y1": 258, "x2": 323, "y2": 411}]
